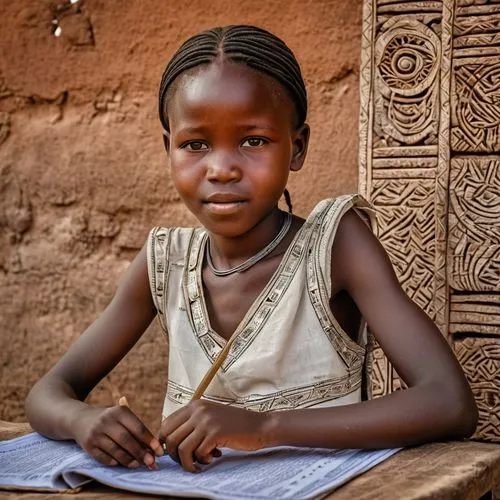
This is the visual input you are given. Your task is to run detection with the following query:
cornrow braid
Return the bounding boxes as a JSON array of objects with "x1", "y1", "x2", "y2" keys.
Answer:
[{"x1": 158, "y1": 25, "x2": 307, "y2": 131}]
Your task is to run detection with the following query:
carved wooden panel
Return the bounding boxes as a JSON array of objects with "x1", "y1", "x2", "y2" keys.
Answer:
[
  {"x1": 455, "y1": 338, "x2": 500, "y2": 442},
  {"x1": 448, "y1": 157, "x2": 500, "y2": 292},
  {"x1": 359, "y1": 0, "x2": 500, "y2": 441}
]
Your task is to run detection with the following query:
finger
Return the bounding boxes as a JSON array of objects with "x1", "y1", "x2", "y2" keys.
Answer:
[
  {"x1": 177, "y1": 430, "x2": 204, "y2": 473},
  {"x1": 118, "y1": 396, "x2": 163, "y2": 457},
  {"x1": 158, "y1": 408, "x2": 190, "y2": 445},
  {"x1": 96, "y1": 434, "x2": 140, "y2": 468},
  {"x1": 164, "y1": 420, "x2": 195, "y2": 464},
  {"x1": 89, "y1": 446, "x2": 118, "y2": 467},
  {"x1": 194, "y1": 452, "x2": 213, "y2": 465},
  {"x1": 118, "y1": 407, "x2": 163, "y2": 457},
  {"x1": 106, "y1": 421, "x2": 155, "y2": 469},
  {"x1": 194, "y1": 438, "x2": 220, "y2": 465}
]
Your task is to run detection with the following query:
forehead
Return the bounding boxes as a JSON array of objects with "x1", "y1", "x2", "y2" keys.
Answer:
[{"x1": 166, "y1": 62, "x2": 295, "y2": 128}]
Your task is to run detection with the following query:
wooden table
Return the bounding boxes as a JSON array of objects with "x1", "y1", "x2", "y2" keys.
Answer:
[{"x1": 1, "y1": 421, "x2": 499, "y2": 500}]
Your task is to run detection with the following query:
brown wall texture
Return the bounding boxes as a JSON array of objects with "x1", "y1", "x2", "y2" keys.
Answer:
[{"x1": 0, "y1": 0, "x2": 362, "y2": 429}]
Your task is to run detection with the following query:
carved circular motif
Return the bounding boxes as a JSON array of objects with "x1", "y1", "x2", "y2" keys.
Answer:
[
  {"x1": 375, "y1": 19, "x2": 440, "y2": 97},
  {"x1": 395, "y1": 54, "x2": 416, "y2": 73}
]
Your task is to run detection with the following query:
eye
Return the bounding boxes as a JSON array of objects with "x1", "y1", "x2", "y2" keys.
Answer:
[
  {"x1": 183, "y1": 141, "x2": 208, "y2": 151},
  {"x1": 241, "y1": 137, "x2": 268, "y2": 148}
]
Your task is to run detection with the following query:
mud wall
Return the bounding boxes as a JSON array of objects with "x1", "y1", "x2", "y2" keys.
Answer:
[{"x1": 0, "y1": 0, "x2": 362, "y2": 429}]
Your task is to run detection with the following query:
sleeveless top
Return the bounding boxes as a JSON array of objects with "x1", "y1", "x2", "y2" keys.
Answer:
[{"x1": 147, "y1": 194, "x2": 375, "y2": 419}]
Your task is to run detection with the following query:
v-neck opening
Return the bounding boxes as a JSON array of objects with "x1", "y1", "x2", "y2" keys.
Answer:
[
  {"x1": 196, "y1": 225, "x2": 304, "y2": 346},
  {"x1": 182, "y1": 216, "x2": 313, "y2": 371}
]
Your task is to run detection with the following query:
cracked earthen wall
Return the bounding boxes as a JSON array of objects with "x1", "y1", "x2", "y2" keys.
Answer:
[{"x1": 0, "y1": 0, "x2": 362, "y2": 430}]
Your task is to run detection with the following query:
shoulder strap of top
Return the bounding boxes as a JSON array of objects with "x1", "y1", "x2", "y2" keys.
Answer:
[
  {"x1": 146, "y1": 227, "x2": 172, "y2": 332},
  {"x1": 317, "y1": 194, "x2": 376, "y2": 299},
  {"x1": 146, "y1": 227, "x2": 198, "y2": 333},
  {"x1": 305, "y1": 194, "x2": 377, "y2": 373}
]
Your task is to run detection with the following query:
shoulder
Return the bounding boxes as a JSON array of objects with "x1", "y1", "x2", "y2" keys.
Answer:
[
  {"x1": 308, "y1": 194, "x2": 375, "y2": 229},
  {"x1": 309, "y1": 194, "x2": 377, "y2": 262},
  {"x1": 147, "y1": 226, "x2": 202, "y2": 258},
  {"x1": 330, "y1": 204, "x2": 401, "y2": 303}
]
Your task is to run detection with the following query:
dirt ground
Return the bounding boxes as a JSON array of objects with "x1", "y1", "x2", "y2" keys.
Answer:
[{"x1": 0, "y1": 0, "x2": 362, "y2": 430}]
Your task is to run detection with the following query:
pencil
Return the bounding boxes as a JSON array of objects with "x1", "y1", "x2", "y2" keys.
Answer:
[{"x1": 118, "y1": 396, "x2": 129, "y2": 407}]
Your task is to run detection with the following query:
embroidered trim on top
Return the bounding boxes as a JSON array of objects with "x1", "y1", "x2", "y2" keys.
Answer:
[
  {"x1": 166, "y1": 373, "x2": 361, "y2": 413},
  {"x1": 182, "y1": 214, "x2": 316, "y2": 372},
  {"x1": 306, "y1": 196, "x2": 366, "y2": 372},
  {"x1": 180, "y1": 230, "x2": 227, "y2": 361},
  {"x1": 147, "y1": 227, "x2": 172, "y2": 334}
]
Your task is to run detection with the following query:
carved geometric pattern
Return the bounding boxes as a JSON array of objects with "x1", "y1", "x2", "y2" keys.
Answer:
[
  {"x1": 360, "y1": 1, "x2": 500, "y2": 440},
  {"x1": 454, "y1": 11, "x2": 500, "y2": 38},
  {"x1": 358, "y1": 0, "x2": 376, "y2": 197},
  {"x1": 450, "y1": 294, "x2": 500, "y2": 336},
  {"x1": 374, "y1": 17, "x2": 440, "y2": 146},
  {"x1": 360, "y1": 1, "x2": 450, "y2": 397},
  {"x1": 369, "y1": 345, "x2": 405, "y2": 399},
  {"x1": 435, "y1": 0, "x2": 455, "y2": 335},
  {"x1": 372, "y1": 179, "x2": 436, "y2": 317},
  {"x1": 448, "y1": 157, "x2": 500, "y2": 291},
  {"x1": 448, "y1": 4, "x2": 500, "y2": 444},
  {"x1": 451, "y1": 62, "x2": 500, "y2": 153},
  {"x1": 454, "y1": 337, "x2": 500, "y2": 443}
]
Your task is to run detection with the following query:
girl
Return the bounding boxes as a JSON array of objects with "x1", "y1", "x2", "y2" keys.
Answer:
[{"x1": 25, "y1": 25, "x2": 477, "y2": 473}]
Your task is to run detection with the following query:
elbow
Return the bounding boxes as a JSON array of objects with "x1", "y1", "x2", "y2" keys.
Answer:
[
  {"x1": 24, "y1": 379, "x2": 43, "y2": 425},
  {"x1": 420, "y1": 379, "x2": 478, "y2": 441},
  {"x1": 443, "y1": 387, "x2": 478, "y2": 440},
  {"x1": 455, "y1": 395, "x2": 478, "y2": 439}
]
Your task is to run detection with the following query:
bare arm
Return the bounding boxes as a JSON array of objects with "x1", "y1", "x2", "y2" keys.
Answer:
[
  {"x1": 25, "y1": 243, "x2": 162, "y2": 467},
  {"x1": 265, "y1": 210, "x2": 478, "y2": 448}
]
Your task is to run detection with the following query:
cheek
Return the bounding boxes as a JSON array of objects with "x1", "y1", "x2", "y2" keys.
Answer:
[
  {"x1": 169, "y1": 154, "x2": 200, "y2": 190},
  {"x1": 169, "y1": 173, "x2": 195, "y2": 206},
  {"x1": 252, "y1": 149, "x2": 292, "y2": 187}
]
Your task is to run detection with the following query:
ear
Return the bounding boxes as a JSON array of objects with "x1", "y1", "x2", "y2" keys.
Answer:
[
  {"x1": 162, "y1": 130, "x2": 171, "y2": 155},
  {"x1": 290, "y1": 123, "x2": 310, "y2": 172}
]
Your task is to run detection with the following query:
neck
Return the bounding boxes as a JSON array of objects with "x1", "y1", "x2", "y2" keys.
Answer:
[{"x1": 207, "y1": 207, "x2": 286, "y2": 269}]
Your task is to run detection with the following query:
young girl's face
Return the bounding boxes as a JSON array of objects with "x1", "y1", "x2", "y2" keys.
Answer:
[{"x1": 164, "y1": 61, "x2": 308, "y2": 238}]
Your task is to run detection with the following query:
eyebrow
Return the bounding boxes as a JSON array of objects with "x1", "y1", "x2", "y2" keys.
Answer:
[
  {"x1": 175, "y1": 124, "x2": 278, "y2": 135},
  {"x1": 239, "y1": 124, "x2": 278, "y2": 132}
]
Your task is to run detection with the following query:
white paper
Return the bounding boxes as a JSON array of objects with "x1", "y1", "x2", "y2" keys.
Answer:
[{"x1": 0, "y1": 433, "x2": 400, "y2": 499}]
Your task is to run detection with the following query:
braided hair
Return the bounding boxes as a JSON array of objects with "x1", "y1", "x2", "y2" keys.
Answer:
[{"x1": 158, "y1": 25, "x2": 307, "y2": 132}]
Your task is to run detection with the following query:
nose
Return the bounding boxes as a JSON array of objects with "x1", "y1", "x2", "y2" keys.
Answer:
[{"x1": 206, "y1": 150, "x2": 242, "y2": 183}]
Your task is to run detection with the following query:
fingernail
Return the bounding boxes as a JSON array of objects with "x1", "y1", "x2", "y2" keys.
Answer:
[
  {"x1": 129, "y1": 460, "x2": 140, "y2": 468},
  {"x1": 144, "y1": 453, "x2": 154, "y2": 466},
  {"x1": 151, "y1": 439, "x2": 164, "y2": 456}
]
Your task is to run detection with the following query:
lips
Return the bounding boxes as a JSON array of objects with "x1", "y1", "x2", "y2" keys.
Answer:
[
  {"x1": 203, "y1": 192, "x2": 248, "y2": 215},
  {"x1": 204, "y1": 192, "x2": 248, "y2": 203}
]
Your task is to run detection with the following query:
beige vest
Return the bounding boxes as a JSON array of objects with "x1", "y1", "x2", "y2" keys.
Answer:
[{"x1": 147, "y1": 194, "x2": 375, "y2": 419}]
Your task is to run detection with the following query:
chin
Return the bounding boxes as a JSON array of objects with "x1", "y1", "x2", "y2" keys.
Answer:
[{"x1": 201, "y1": 218, "x2": 250, "y2": 238}]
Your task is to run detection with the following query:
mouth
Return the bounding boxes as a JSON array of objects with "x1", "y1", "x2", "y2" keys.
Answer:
[
  {"x1": 204, "y1": 192, "x2": 247, "y2": 203},
  {"x1": 203, "y1": 200, "x2": 247, "y2": 215},
  {"x1": 202, "y1": 193, "x2": 248, "y2": 215}
]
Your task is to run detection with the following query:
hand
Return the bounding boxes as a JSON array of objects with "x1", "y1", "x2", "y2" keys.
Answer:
[
  {"x1": 72, "y1": 404, "x2": 163, "y2": 469},
  {"x1": 158, "y1": 400, "x2": 270, "y2": 472}
]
